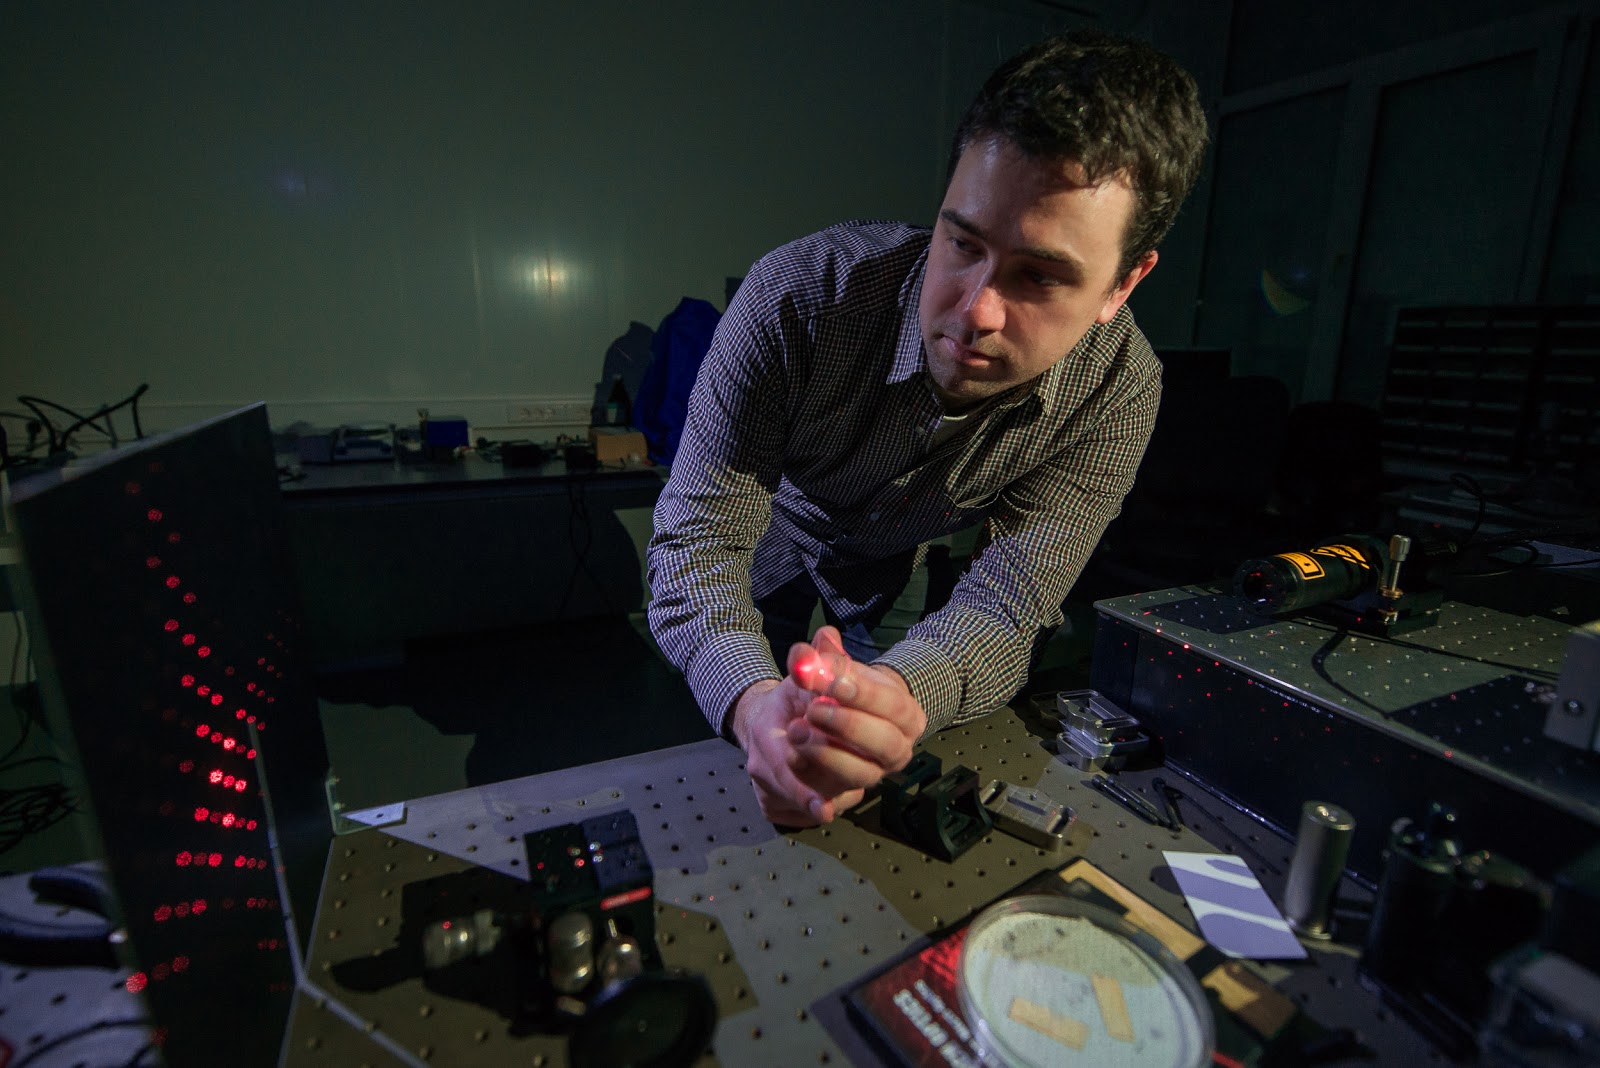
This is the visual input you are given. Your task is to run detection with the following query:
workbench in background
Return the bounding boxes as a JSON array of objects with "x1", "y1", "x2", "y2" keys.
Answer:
[{"x1": 281, "y1": 456, "x2": 665, "y2": 670}]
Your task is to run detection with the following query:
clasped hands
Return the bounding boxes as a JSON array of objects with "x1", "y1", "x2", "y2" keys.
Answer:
[{"x1": 730, "y1": 626, "x2": 927, "y2": 827}]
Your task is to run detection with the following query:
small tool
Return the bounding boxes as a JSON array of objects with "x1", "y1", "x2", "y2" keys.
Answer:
[
  {"x1": 1151, "y1": 776, "x2": 1187, "y2": 830},
  {"x1": 1088, "y1": 775, "x2": 1175, "y2": 830}
]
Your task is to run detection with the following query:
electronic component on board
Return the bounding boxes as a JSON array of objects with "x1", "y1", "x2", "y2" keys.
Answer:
[
  {"x1": 880, "y1": 752, "x2": 992, "y2": 861},
  {"x1": 1546, "y1": 620, "x2": 1600, "y2": 752},
  {"x1": 1360, "y1": 803, "x2": 1549, "y2": 1058},
  {"x1": 1054, "y1": 689, "x2": 1150, "y2": 772},
  {"x1": 414, "y1": 809, "x2": 716, "y2": 1064},
  {"x1": 1233, "y1": 532, "x2": 1445, "y2": 636},
  {"x1": 980, "y1": 780, "x2": 1073, "y2": 851}
]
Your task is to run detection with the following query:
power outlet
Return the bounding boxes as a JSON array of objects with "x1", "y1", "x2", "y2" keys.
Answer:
[{"x1": 503, "y1": 398, "x2": 592, "y2": 426}]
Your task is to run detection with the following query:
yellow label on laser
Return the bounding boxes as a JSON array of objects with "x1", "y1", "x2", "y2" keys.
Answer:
[
  {"x1": 1310, "y1": 543, "x2": 1372, "y2": 569},
  {"x1": 1275, "y1": 552, "x2": 1324, "y2": 579}
]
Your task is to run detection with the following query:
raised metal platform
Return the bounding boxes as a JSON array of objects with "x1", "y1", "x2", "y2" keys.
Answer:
[{"x1": 1091, "y1": 587, "x2": 1599, "y2": 881}]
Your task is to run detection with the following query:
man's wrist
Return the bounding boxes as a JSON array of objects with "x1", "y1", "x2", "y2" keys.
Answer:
[
  {"x1": 728, "y1": 678, "x2": 780, "y2": 751},
  {"x1": 874, "y1": 662, "x2": 914, "y2": 699},
  {"x1": 872, "y1": 638, "x2": 957, "y2": 737}
]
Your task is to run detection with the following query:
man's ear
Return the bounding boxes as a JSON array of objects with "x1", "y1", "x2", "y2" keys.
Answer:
[{"x1": 1096, "y1": 250, "x2": 1159, "y2": 324}]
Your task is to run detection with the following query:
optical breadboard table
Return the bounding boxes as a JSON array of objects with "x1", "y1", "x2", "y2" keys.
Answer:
[
  {"x1": 282, "y1": 705, "x2": 1448, "y2": 1067},
  {"x1": 1090, "y1": 588, "x2": 1600, "y2": 882}
]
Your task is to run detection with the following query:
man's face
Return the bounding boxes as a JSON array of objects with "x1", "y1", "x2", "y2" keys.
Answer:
[{"x1": 918, "y1": 135, "x2": 1157, "y2": 412}]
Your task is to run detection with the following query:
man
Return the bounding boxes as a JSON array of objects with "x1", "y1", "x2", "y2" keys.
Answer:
[{"x1": 647, "y1": 30, "x2": 1208, "y2": 827}]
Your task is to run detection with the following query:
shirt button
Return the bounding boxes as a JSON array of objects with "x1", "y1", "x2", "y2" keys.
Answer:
[{"x1": 869, "y1": 512, "x2": 881, "y2": 520}]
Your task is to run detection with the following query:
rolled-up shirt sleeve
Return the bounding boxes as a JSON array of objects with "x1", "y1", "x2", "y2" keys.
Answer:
[{"x1": 646, "y1": 267, "x2": 789, "y2": 737}]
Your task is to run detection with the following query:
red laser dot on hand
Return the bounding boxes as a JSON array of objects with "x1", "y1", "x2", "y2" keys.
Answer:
[{"x1": 795, "y1": 653, "x2": 832, "y2": 690}]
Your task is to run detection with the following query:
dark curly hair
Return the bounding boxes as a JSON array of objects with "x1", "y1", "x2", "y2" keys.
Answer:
[{"x1": 950, "y1": 29, "x2": 1209, "y2": 282}]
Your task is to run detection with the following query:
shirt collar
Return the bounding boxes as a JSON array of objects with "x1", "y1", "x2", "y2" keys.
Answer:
[
  {"x1": 1023, "y1": 321, "x2": 1111, "y2": 417},
  {"x1": 888, "y1": 242, "x2": 929, "y2": 385}
]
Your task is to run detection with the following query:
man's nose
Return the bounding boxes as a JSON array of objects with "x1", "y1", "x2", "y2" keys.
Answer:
[{"x1": 960, "y1": 275, "x2": 1005, "y2": 335}]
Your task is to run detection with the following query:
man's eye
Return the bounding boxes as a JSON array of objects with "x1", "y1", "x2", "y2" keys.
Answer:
[
  {"x1": 1026, "y1": 269, "x2": 1062, "y2": 288},
  {"x1": 949, "y1": 236, "x2": 978, "y2": 255}
]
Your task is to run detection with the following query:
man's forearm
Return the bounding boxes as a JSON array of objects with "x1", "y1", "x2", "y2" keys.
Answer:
[{"x1": 645, "y1": 498, "x2": 778, "y2": 737}]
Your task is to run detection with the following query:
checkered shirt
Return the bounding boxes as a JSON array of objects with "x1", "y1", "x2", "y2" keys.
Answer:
[{"x1": 646, "y1": 221, "x2": 1161, "y2": 738}]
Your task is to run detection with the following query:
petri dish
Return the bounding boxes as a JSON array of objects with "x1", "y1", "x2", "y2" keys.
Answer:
[{"x1": 957, "y1": 895, "x2": 1214, "y2": 1068}]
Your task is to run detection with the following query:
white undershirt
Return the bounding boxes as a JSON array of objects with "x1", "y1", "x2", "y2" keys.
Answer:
[{"x1": 930, "y1": 401, "x2": 990, "y2": 448}]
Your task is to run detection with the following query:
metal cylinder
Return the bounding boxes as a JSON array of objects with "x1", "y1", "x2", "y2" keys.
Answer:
[
  {"x1": 1234, "y1": 536, "x2": 1388, "y2": 615},
  {"x1": 597, "y1": 931, "x2": 645, "y2": 985},
  {"x1": 1283, "y1": 801, "x2": 1356, "y2": 939},
  {"x1": 547, "y1": 911, "x2": 596, "y2": 995},
  {"x1": 421, "y1": 908, "x2": 503, "y2": 970}
]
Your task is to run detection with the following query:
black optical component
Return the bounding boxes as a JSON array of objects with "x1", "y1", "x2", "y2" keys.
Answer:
[{"x1": 567, "y1": 970, "x2": 719, "y2": 1068}]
